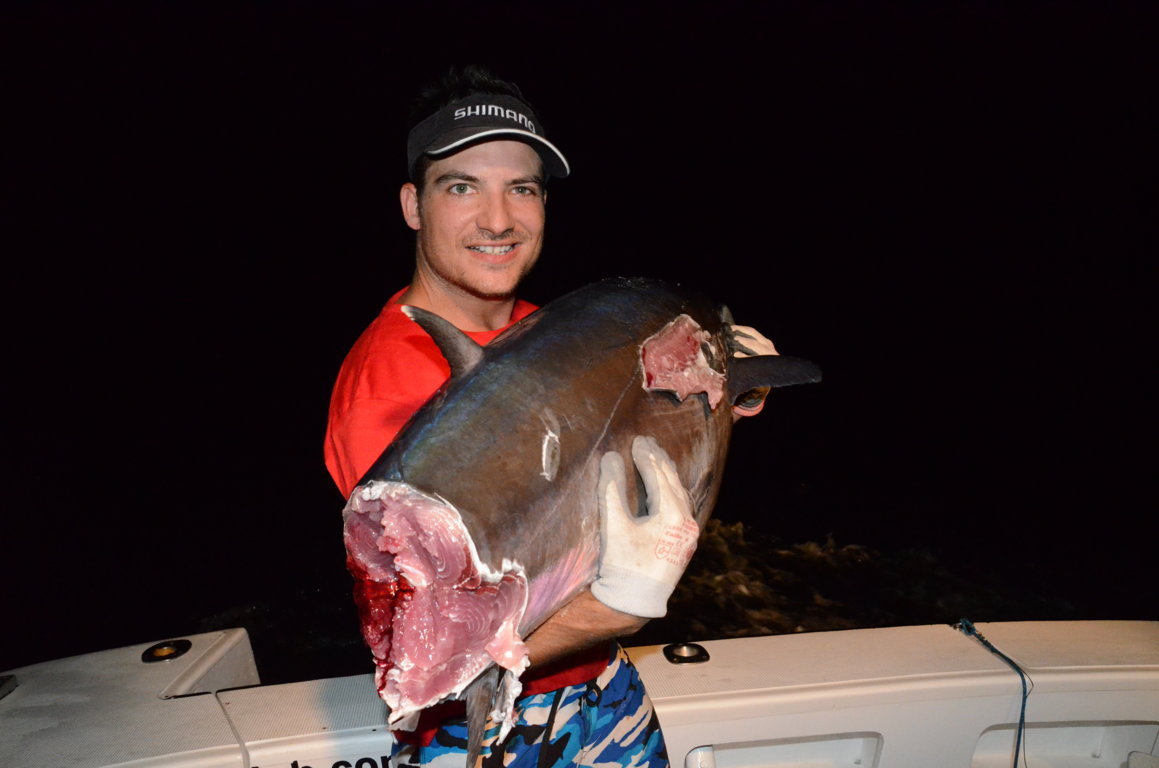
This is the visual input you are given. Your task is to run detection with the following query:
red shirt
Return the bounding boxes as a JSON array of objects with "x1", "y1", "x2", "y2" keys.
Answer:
[
  {"x1": 324, "y1": 288, "x2": 610, "y2": 738},
  {"x1": 324, "y1": 288, "x2": 539, "y2": 496}
]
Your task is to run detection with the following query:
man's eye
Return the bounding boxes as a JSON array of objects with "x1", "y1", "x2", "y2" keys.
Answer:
[
  {"x1": 450, "y1": 183, "x2": 471, "y2": 194},
  {"x1": 513, "y1": 186, "x2": 538, "y2": 196}
]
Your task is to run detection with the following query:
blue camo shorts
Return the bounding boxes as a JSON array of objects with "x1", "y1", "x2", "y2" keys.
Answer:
[{"x1": 390, "y1": 644, "x2": 669, "y2": 768}]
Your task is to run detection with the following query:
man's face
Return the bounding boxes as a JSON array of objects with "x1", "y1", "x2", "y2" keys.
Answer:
[{"x1": 402, "y1": 140, "x2": 546, "y2": 301}]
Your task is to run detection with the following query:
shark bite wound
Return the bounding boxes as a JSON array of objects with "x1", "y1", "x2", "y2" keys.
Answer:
[
  {"x1": 342, "y1": 481, "x2": 529, "y2": 729},
  {"x1": 640, "y1": 314, "x2": 726, "y2": 408}
]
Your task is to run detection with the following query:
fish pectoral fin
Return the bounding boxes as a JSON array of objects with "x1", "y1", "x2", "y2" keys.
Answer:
[
  {"x1": 728, "y1": 355, "x2": 823, "y2": 402},
  {"x1": 465, "y1": 665, "x2": 501, "y2": 768},
  {"x1": 402, "y1": 305, "x2": 485, "y2": 379}
]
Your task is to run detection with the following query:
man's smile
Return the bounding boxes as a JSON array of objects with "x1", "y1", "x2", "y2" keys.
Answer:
[{"x1": 469, "y1": 244, "x2": 516, "y2": 255}]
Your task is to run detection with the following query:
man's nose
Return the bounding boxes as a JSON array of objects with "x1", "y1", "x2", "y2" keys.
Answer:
[{"x1": 476, "y1": 191, "x2": 515, "y2": 235}]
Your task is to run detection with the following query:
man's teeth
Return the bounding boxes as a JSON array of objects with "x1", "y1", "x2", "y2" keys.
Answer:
[{"x1": 470, "y1": 245, "x2": 514, "y2": 255}]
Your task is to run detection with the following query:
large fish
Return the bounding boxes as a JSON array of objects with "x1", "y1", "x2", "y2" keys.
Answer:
[{"x1": 341, "y1": 277, "x2": 821, "y2": 762}]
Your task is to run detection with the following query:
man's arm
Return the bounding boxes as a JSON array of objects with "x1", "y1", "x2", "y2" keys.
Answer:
[{"x1": 524, "y1": 590, "x2": 648, "y2": 670}]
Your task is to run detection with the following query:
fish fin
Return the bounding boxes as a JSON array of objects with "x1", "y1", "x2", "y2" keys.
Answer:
[
  {"x1": 401, "y1": 305, "x2": 485, "y2": 379},
  {"x1": 728, "y1": 355, "x2": 822, "y2": 402},
  {"x1": 465, "y1": 665, "x2": 501, "y2": 768}
]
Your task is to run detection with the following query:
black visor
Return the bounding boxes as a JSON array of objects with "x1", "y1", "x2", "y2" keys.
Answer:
[{"x1": 406, "y1": 94, "x2": 570, "y2": 180}]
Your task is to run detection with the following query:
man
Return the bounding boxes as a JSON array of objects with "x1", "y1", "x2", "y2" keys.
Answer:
[{"x1": 325, "y1": 65, "x2": 776, "y2": 768}]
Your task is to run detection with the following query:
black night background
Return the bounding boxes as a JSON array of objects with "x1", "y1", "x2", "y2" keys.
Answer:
[{"x1": 3, "y1": 2, "x2": 1155, "y2": 682}]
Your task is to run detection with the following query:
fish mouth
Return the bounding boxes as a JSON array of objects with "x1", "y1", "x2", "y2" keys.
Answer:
[{"x1": 343, "y1": 481, "x2": 529, "y2": 726}]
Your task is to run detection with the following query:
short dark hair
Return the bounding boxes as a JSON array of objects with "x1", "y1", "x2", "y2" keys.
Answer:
[{"x1": 408, "y1": 65, "x2": 544, "y2": 194}]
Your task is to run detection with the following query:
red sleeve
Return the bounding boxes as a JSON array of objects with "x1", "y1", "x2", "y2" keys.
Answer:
[
  {"x1": 325, "y1": 396, "x2": 417, "y2": 499},
  {"x1": 323, "y1": 296, "x2": 451, "y2": 498}
]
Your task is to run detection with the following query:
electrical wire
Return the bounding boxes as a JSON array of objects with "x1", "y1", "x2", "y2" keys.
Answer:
[{"x1": 954, "y1": 618, "x2": 1034, "y2": 768}]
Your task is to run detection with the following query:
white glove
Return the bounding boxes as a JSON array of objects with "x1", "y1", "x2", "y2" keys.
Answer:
[{"x1": 591, "y1": 435, "x2": 699, "y2": 618}]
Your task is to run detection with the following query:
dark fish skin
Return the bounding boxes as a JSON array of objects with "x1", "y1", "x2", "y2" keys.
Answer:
[{"x1": 348, "y1": 277, "x2": 821, "y2": 764}]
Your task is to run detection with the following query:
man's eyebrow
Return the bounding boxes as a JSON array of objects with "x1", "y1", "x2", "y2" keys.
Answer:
[
  {"x1": 511, "y1": 174, "x2": 545, "y2": 187},
  {"x1": 431, "y1": 171, "x2": 479, "y2": 186},
  {"x1": 429, "y1": 171, "x2": 545, "y2": 188}
]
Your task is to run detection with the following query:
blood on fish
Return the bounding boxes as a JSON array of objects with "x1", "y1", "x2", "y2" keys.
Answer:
[{"x1": 347, "y1": 554, "x2": 414, "y2": 694}]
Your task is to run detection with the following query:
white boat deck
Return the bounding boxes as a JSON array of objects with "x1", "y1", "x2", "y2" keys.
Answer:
[
  {"x1": 2, "y1": 621, "x2": 1157, "y2": 768},
  {"x1": 628, "y1": 621, "x2": 1159, "y2": 767}
]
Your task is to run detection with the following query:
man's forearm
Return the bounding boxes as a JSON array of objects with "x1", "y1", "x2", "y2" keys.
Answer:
[{"x1": 524, "y1": 589, "x2": 648, "y2": 670}]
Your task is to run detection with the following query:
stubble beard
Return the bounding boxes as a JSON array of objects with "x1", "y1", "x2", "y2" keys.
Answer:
[
  {"x1": 458, "y1": 257, "x2": 538, "y2": 301},
  {"x1": 417, "y1": 234, "x2": 542, "y2": 303}
]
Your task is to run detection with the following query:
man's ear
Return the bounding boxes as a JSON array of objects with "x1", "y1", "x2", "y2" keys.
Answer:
[{"x1": 400, "y1": 183, "x2": 421, "y2": 231}]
